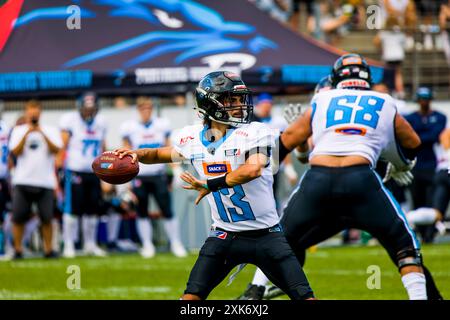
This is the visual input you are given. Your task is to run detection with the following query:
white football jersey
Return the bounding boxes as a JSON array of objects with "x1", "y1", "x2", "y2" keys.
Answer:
[
  {"x1": 172, "y1": 122, "x2": 279, "y2": 232},
  {"x1": 434, "y1": 143, "x2": 449, "y2": 171},
  {"x1": 0, "y1": 120, "x2": 10, "y2": 179},
  {"x1": 120, "y1": 118, "x2": 170, "y2": 176},
  {"x1": 310, "y1": 89, "x2": 397, "y2": 167},
  {"x1": 60, "y1": 112, "x2": 107, "y2": 173}
]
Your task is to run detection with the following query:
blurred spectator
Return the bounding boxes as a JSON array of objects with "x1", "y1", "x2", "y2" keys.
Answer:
[
  {"x1": 307, "y1": 0, "x2": 352, "y2": 45},
  {"x1": 289, "y1": 0, "x2": 314, "y2": 32},
  {"x1": 405, "y1": 87, "x2": 447, "y2": 242},
  {"x1": 0, "y1": 102, "x2": 9, "y2": 256},
  {"x1": 380, "y1": 0, "x2": 417, "y2": 51},
  {"x1": 415, "y1": 0, "x2": 447, "y2": 50},
  {"x1": 439, "y1": 1, "x2": 450, "y2": 88},
  {"x1": 250, "y1": 0, "x2": 291, "y2": 24},
  {"x1": 113, "y1": 96, "x2": 130, "y2": 109},
  {"x1": 373, "y1": 16, "x2": 407, "y2": 98},
  {"x1": 173, "y1": 94, "x2": 187, "y2": 107},
  {"x1": 8, "y1": 100, "x2": 62, "y2": 259}
]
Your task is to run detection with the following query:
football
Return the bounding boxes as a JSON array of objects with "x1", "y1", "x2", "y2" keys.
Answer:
[{"x1": 92, "y1": 151, "x2": 139, "y2": 185}]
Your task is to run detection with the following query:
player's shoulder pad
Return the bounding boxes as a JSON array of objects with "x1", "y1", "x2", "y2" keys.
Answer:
[
  {"x1": 171, "y1": 124, "x2": 202, "y2": 147},
  {"x1": 241, "y1": 122, "x2": 276, "y2": 147}
]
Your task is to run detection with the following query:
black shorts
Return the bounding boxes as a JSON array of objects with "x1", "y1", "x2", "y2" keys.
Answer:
[
  {"x1": 432, "y1": 169, "x2": 450, "y2": 216},
  {"x1": 184, "y1": 225, "x2": 314, "y2": 300},
  {"x1": 64, "y1": 171, "x2": 102, "y2": 216},
  {"x1": 281, "y1": 165, "x2": 420, "y2": 262},
  {"x1": 12, "y1": 185, "x2": 54, "y2": 224},
  {"x1": 132, "y1": 175, "x2": 173, "y2": 219},
  {"x1": 0, "y1": 178, "x2": 11, "y2": 224}
]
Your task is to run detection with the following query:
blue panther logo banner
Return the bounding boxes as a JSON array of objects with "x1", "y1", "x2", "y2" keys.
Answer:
[{"x1": 13, "y1": 0, "x2": 278, "y2": 69}]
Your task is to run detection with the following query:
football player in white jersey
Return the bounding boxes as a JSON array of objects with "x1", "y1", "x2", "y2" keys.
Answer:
[
  {"x1": 276, "y1": 54, "x2": 439, "y2": 300},
  {"x1": 0, "y1": 109, "x2": 10, "y2": 256},
  {"x1": 115, "y1": 71, "x2": 315, "y2": 300},
  {"x1": 119, "y1": 96, "x2": 186, "y2": 258},
  {"x1": 60, "y1": 92, "x2": 107, "y2": 258}
]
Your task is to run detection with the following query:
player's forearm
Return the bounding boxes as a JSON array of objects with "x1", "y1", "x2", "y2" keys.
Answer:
[
  {"x1": 136, "y1": 146, "x2": 182, "y2": 164},
  {"x1": 136, "y1": 148, "x2": 167, "y2": 164},
  {"x1": 225, "y1": 164, "x2": 263, "y2": 187},
  {"x1": 11, "y1": 135, "x2": 28, "y2": 156},
  {"x1": 42, "y1": 134, "x2": 60, "y2": 154}
]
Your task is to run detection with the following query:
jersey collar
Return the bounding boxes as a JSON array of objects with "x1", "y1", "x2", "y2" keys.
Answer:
[{"x1": 200, "y1": 125, "x2": 235, "y2": 150}]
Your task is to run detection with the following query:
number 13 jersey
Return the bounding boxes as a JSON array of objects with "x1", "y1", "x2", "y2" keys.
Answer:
[
  {"x1": 172, "y1": 121, "x2": 279, "y2": 232},
  {"x1": 310, "y1": 88, "x2": 397, "y2": 167}
]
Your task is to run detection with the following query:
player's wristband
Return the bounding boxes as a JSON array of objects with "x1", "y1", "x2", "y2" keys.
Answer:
[
  {"x1": 293, "y1": 148, "x2": 310, "y2": 159},
  {"x1": 277, "y1": 136, "x2": 291, "y2": 163},
  {"x1": 206, "y1": 173, "x2": 229, "y2": 192}
]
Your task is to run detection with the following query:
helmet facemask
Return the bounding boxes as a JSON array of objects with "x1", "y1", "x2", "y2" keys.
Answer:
[{"x1": 195, "y1": 87, "x2": 253, "y2": 127}]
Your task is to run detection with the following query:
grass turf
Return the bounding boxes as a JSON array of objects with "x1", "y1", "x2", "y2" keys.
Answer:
[{"x1": 0, "y1": 243, "x2": 448, "y2": 300}]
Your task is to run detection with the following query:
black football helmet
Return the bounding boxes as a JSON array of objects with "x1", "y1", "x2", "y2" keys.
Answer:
[
  {"x1": 194, "y1": 71, "x2": 253, "y2": 127},
  {"x1": 331, "y1": 53, "x2": 372, "y2": 90},
  {"x1": 314, "y1": 75, "x2": 333, "y2": 94},
  {"x1": 77, "y1": 91, "x2": 99, "y2": 123}
]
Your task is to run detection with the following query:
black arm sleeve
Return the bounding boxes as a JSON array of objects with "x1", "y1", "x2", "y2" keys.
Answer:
[
  {"x1": 399, "y1": 145, "x2": 420, "y2": 161},
  {"x1": 276, "y1": 135, "x2": 291, "y2": 163}
]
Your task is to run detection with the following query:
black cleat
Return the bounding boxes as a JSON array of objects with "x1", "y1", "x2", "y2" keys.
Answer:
[
  {"x1": 13, "y1": 251, "x2": 23, "y2": 260},
  {"x1": 44, "y1": 251, "x2": 59, "y2": 259},
  {"x1": 236, "y1": 284, "x2": 265, "y2": 300},
  {"x1": 263, "y1": 285, "x2": 286, "y2": 300}
]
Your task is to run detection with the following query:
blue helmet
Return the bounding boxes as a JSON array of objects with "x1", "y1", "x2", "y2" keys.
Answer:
[{"x1": 416, "y1": 87, "x2": 433, "y2": 101}]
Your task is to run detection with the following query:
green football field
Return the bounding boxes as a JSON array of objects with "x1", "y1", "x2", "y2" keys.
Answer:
[{"x1": 0, "y1": 243, "x2": 448, "y2": 300}]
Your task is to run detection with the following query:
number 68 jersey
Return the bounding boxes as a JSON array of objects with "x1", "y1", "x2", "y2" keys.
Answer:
[
  {"x1": 310, "y1": 88, "x2": 398, "y2": 167},
  {"x1": 172, "y1": 122, "x2": 279, "y2": 232},
  {"x1": 60, "y1": 111, "x2": 107, "y2": 173}
]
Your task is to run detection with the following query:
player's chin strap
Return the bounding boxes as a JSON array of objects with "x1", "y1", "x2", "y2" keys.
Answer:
[
  {"x1": 383, "y1": 158, "x2": 416, "y2": 186},
  {"x1": 227, "y1": 263, "x2": 247, "y2": 287}
]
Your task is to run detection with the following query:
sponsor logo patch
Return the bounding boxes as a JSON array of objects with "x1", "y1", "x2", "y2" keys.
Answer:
[
  {"x1": 224, "y1": 148, "x2": 241, "y2": 157},
  {"x1": 202, "y1": 162, "x2": 231, "y2": 176},
  {"x1": 179, "y1": 136, "x2": 194, "y2": 145},
  {"x1": 342, "y1": 56, "x2": 362, "y2": 66},
  {"x1": 335, "y1": 127, "x2": 367, "y2": 136},
  {"x1": 190, "y1": 153, "x2": 206, "y2": 160},
  {"x1": 209, "y1": 230, "x2": 228, "y2": 239},
  {"x1": 100, "y1": 162, "x2": 114, "y2": 169}
]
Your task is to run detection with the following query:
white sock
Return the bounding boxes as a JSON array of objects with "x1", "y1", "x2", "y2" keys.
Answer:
[
  {"x1": 82, "y1": 216, "x2": 94, "y2": 248},
  {"x1": 73, "y1": 217, "x2": 80, "y2": 243},
  {"x1": 252, "y1": 268, "x2": 270, "y2": 286},
  {"x1": 163, "y1": 218, "x2": 182, "y2": 244},
  {"x1": 62, "y1": 215, "x2": 75, "y2": 249},
  {"x1": 88, "y1": 216, "x2": 99, "y2": 247},
  {"x1": 401, "y1": 272, "x2": 427, "y2": 300},
  {"x1": 107, "y1": 213, "x2": 121, "y2": 243},
  {"x1": 136, "y1": 218, "x2": 152, "y2": 248},
  {"x1": 407, "y1": 208, "x2": 437, "y2": 226},
  {"x1": 51, "y1": 219, "x2": 60, "y2": 252},
  {"x1": 3, "y1": 213, "x2": 12, "y2": 249}
]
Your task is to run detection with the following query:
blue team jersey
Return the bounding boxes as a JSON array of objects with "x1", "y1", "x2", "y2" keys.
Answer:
[{"x1": 404, "y1": 111, "x2": 447, "y2": 170}]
